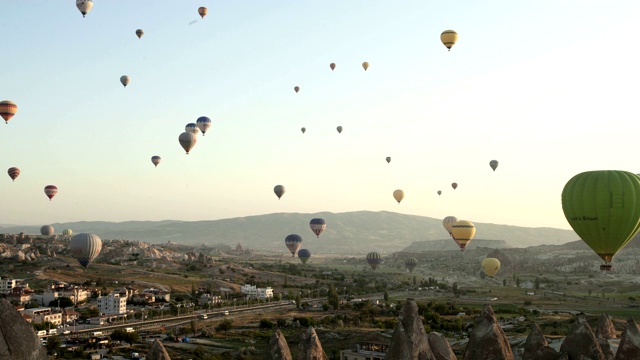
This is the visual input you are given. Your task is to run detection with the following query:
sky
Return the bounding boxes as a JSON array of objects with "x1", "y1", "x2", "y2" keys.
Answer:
[{"x1": 1, "y1": 1, "x2": 640, "y2": 229}]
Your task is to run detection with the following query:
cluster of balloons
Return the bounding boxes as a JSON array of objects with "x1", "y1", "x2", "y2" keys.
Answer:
[
  {"x1": 442, "y1": 216, "x2": 477, "y2": 251},
  {"x1": 282, "y1": 217, "x2": 328, "y2": 264}
]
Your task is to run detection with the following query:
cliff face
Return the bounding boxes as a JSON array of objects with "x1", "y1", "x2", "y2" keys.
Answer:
[
  {"x1": 147, "y1": 339, "x2": 171, "y2": 360},
  {"x1": 614, "y1": 318, "x2": 640, "y2": 360},
  {"x1": 559, "y1": 316, "x2": 605, "y2": 360},
  {"x1": 297, "y1": 327, "x2": 328, "y2": 360},
  {"x1": 0, "y1": 299, "x2": 48, "y2": 360},
  {"x1": 462, "y1": 304, "x2": 514, "y2": 360}
]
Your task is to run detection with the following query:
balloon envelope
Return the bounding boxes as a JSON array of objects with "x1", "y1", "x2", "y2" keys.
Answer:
[
  {"x1": 490, "y1": 160, "x2": 499, "y2": 171},
  {"x1": 366, "y1": 252, "x2": 382, "y2": 270},
  {"x1": 386, "y1": 157, "x2": 391, "y2": 164},
  {"x1": 120, "y1": 75, "x2": 130, "y2": 87},
  {"x1": 451, "y1": 220, "x2": 475, "y2": 250},
  {"x1": 336, "y1": 126, "x2": 343, "y2": 134},
  {"x1": 0, "y1": 100, "x2": 17, "y2": 123},
  {"x1": 451, "y1": 182, "x2": 458, "y2": 190},
  {"x1": 76, "y1": 0, "x2": 93, "y2": 17},
  {"x1": 7, "y1": 167, "x2": 20, "y2": 181},
  {"x1": 301, "y1": 127, "x2": 306, "y2": 134},
  {"x1": 362, "y1": 62, "x2": 369, "y2": 71},
  {"x1": 310, "y1": 218, "x2": 327, "y2": 238},
  {"x1": 274, "y1": 185, "x2": 285, "y2": 199},
  {"x1": 62, "y1": 229, "x2": 73, "y2": 237},
  {"x1": 298, "y1": 249, "x2": 311, "y2": 264},
  {"x1": 41, "y1": 225, "x2": 54, "y2": 236},
  {"x1": 405, "y1": 257, "x2": 418, "y2": 273},
  {"x1": 70, "y1": 233, "x2": 103, "y2": 268},
  {"x1": 185, "y1": 123, "x2": 200, "y2": 135},
  {"x1": 178, "y1": 132, "x2": 197, "y2": 154},
  {"x1": 196, "y1": 116, "x2": 211, "y2": 135},
  {"x1": 393, "y1": 189, "x2": 404, "y2": 204},
  {"x1": 136, "y1": 29, "x2": 144, "y2": 39},
  {"x1": 442, "y1": 216, "x2": 458, "y2": 235},
  {"x1": 440, "y1": 30, "x2": 458, "y2": 51},
  {"x1": 294, "y1": 86, "x2": 300, "y2": 93},
  {"x1": 198, "y1": 6, "x2": 208, "y2": 18},
  {"x1": 481, "y1": 258, "x2": 501, "y2": 277},
  {"x1": 437, "y1": 190, "x2": 442, "y2": 196},
  {"x1": 44, "y1": 185, "x2": 58, "y2": 201},
  {"x1": 330, "y1": 63, "x2": 336, "y2": 71},
  {"x1": 561, "y1": 170, "x2": 640, "y2": 270},
  {"x1": 284, "y1": 234, "x2": 302, "y2": 257},
  {"x1": 151, "y1": 156, "x2": 161, "y2": 167}
]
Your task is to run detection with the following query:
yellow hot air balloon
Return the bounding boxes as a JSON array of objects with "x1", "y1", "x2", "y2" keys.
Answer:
[
  {"x1": 562, "y1": 170, "x2": 640, "y2": 270},
  {"x1": 481, "y1": 258, "x2": 501, "y2": 277},
  {"x1": 393, "y1": 189, "x2": 404, "y2": 204},
  {"x1": 362, "y1": 62, "x2": 369, "y2": 71},
  {"x1": 442, "y1": 216, "x2": 458, "y2": 236},
  {"x1": 451, "y1": 220, "x2": 475, "y2": 250},
  {"x1": 0, "y1": 100, "x2": 17, "y2": 124},
  {"x1": 440, "y1": 30, "x2": 458, "y2": 51},
  {"x1": 198, "y1": 6, "x2": 208, "y2": 19}
]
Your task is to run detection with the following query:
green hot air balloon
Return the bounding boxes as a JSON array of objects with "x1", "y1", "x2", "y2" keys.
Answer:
[{"x1": 561, "y1": 170, "x2": 640, "y2": 271}]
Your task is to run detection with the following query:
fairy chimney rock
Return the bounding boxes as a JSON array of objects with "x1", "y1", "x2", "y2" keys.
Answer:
[
  {"x1": 462, "y1": 304, "x2": 514, "y2": 360},
  {"x1": 385, "y1": 298, "x2": 435, "y2": 360},
  {"x1": 0, "y1": 298, "x2": 48, "y2": 360},
  {"x1": 522, "y1": 323, "x2": 559, "y2": 360},
  {"x1": 428, "y1": 332, "x2": 456, "y2": 360},
  {"x1": 596, "y1": 313, "x2": 617, "y2": 340},
  {"x1": 559, "y1": 316, "x2": 605, "y2": 360},
  {"x1": 297, "y1": 327, "x2": 328, "y2": 360},
  {"x1": 147, "y1": 339, "x2": 171, "y2": 360},
  {"x1": 268, "y1": 329, "x2": 293, "y2": 360},
  {"x1": 614, "y1": 318, "x2": 640, "y2": 360}
]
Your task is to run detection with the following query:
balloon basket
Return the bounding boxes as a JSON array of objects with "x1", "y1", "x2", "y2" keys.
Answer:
[{"x1": 600, "y1": 264, "x2": 612, "y2": 271}]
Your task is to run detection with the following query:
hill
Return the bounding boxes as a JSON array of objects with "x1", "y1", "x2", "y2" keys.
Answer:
[{"x1": 1, "y1": 211, "x2": 578, "y2": 255}]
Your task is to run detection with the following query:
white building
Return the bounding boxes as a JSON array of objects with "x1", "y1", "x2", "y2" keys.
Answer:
[
  {"x1": 199, "y1": 294, "x2": 222, "y2": 306},
  {"x1": 0, "y1": 278, "x2": 17, "y2": 294},
  {"x1": 97, "y1": 293, "x2": 127, "y2": 315},
  {"x1": 257, "y1": 287, "x2": 273, "y2": 300},
  {"x1": 240, "y1": 284, "x2": 273, "y2": 300}
]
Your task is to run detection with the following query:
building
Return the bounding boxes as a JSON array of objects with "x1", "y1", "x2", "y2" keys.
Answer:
[
  {"x1": 5, "y1": 287, "x2": 33, "y2": 305},
  {"x1": 0, "y1": 278, "x2": 17, "y2": 294},
  {"x1": 340, "y1": 341, "x2": 388, "y2": 360},
  {"x1": 240, "y1": 284, "x2": 273, "y2": 300},
  {"x1": 97, "y1": 293, "x2": 127, "y2": 315},
  {"x1": 257, "y1": 287, "x2": 273, "y2": 300},
  {"x1": 199, "y1": 294, "x2": 222, "y2": 306},
  {"x1": 22, "y1": 307, "x2": 63, "y2": 326}
]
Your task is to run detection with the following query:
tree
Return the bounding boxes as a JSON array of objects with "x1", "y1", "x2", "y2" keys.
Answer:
[
  {"x1": 295, "y1": 294, "x2": 302, "y2": 309},
  {"x1": 503, "y1": 279, "x2": 507, "y2": 287},
  {"x1": 191, "y1": 318, "x2": 198, "y2": 337},
  {"x1": 46, "y1": 335, "x2": 61, "y2": 355},
  {"x1": 516, "y1": 278, "x2": 521, "y2": 288},
  {"x1": 328, "y1": 285, "x2": 340, "y2": 310},
  {"x1": 534, "y1": 277, "x2": 540, "y2": 290},
  {"x1": 383, "y1": 291, "x2": 389, "y2": 302},
  {"x1": 48, "y1": 297, "x2": 74, "y2": 309},
  {"x1": 215, "y1": 319, "x2": 233, "y2": 335},
  {"x1": 413, "y1": 276, "x2": 417, "y2": 286}
]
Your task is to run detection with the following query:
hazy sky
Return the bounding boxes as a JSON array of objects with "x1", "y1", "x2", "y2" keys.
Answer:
[{"x1": 1, "y1": 1, "x2": 639, "y2": 229}]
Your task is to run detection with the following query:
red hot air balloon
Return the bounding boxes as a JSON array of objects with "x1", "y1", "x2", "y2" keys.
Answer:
[
  {"x1": 7, "y1": 167, "x2": 20, "y2": 182},
  {"x1": 0, "y1": 100, "x2": 18, "y2": 124},
  {"x1": 44, "y1": 185, "x2": 58, "y2": 201}
]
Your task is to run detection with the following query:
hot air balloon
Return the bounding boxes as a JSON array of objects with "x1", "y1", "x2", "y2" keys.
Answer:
[
  {"x1": 284, "y1": 234, "x2": 302, "y2": 257},
  {"x1": 442, "y1": 216, "x2": 458, "y2": 236},
  {"x1": 40, "y1": 225, "x2": 54, "y2": 236},
  {"x1": 185, "y1": 123, "x2": 200, "y2": 135},
  {"x1": 76, "y1": 0, "x2": 93, "y2": 17},
  {"x1": 490, "y1": 160, "x2": 499, "y2": 172},
  {"x1": 366, "y1": 252, "x2": 382, "y2": 270},
  {"x1": 70, "y1": 233, "x2": 103, "y2": 268},
  {"x1": 120, "y1": 75, "x2": 130, "y2": 87},
  {"x1": 62, "y1": 229, "x2": 73, "y2": 237},
  {"x1": 298, "y1": 249, "x2": 311, "y2": 264},
  {"x1": 405, "y1": 257, "x2": 418, "y2": 273},
  {"x1": 196, "y1": 116, "x2": 212, "y2": 135},
  {"x1": 481, "y1": 258, "x2": 501, "y2": 277},
  {"x1": 310, "y1": 218, "x2": 327, "y2": 238},
  {"x1": 151, "y1": 156, "x2": 161, "y2": 167},
  {"x1": 198, "y1": 6, "x2": 208, "y2": 19},
  {"x1": 301, "y1": 127, "x2": 306, "y2": 134},
  {"x1": 337, "y1": 126, "x2": 343, "y2": 134},
  {"x1": 437, "y1": 190, "x2": 442, "y2": 196},
  {"x1": 451, "y1": 182, "x2": 458, "y2": 190},
  {"x1": 561, "y1": 170, "x2": 640, "y2": 271},
  {"x1": 451, "y1": 220, "x2": 476, "y2": 251},
  {"x1": 362, "y1": 62, "x2": 369, "y2": 71},
  {"x1": 440, "y1": 30, "x2": 458, "y2": 51},
  {"x1": 0, "y1": 100, "x2": 17, "y2": 124},
  {"x1": 386, "y1": 157, "x2": 391, "y2": 164},
  {"x1": 274, "y1": 185, "x2": 285, "y2": 200},
  {"x1": 44, "y1": 185, "x2": 58, "y2": 201},
  {"x1": 330, "y1": 63, "x2": 336, "y2": 71},
  {"x1": 294, "y1": 86, "x2": 300, "y2": 93},
  {"x1": 136, "y1": 29, "x2": 144, "y2": 39},
  {"x1": 178, "y1": 132, "x2": 197, "y2": 154},
  {"x1": 393, "y1": 189, "x2": 404, "y2": 204},
  {"x1": 7, "y1": 167, "x2": 20, "y2": 182}
]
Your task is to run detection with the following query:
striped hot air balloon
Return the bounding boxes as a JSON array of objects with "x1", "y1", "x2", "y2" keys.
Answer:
[
  {"x1": 366, "y1": 252, "x2": 382, "y2": 270},
  {"x1": 44, "y1": 185, "x2": 58, "y2": 201},
  {"x1": 7, "y1": 167, "x2": 20, "y2": 182},
  {"x1": 198, "y1": 6, "x2": 208, "y2": 19},
  {"x1": 70, "y1": 233, "x2": 103, "y2": 268},
  {"x1": 62, "y1": 229, "x2": 73, "y2": 237},
  {"x1": 451, "y1": 220, "x2": 476, "y2": 251},
  {"x1": 309, "y1": 218, "x2": 327, "y2": 238},
  {"x1": 196, "y1": 116, "x2": 212, "y2": 135},
  {"x1": 405, "y1": 257, "x2": 418, "y2": 273},
  {"x1": 284, "y1": 234, "x2": 302, "y2": 257},
  {"x1": 0, "y1": 100, "x2": 17, "y2": 124},
  {"x1": 442, "y1": 216, "x2": 458, "y2": 236},
  {"x1": 440, "y1": 30, "x2": 458, "y2": 51}
]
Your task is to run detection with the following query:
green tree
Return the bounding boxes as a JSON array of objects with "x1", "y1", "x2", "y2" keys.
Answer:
[
  {"x1": 215, "y1": 319, "x2": 233, "y2": 335},
  {"x1": 534, "y1": 277, "x2": 540, "y2": 290},
  {"x1": 328, "y1": 285, "x2": 340, "y2": 310},
  {"x1": 383, "y1": 291, "x2": 389, "y2": 302},
  {"x1": 295, "y1": 294, "x2": 302, "y2": 309},
  {"x1": 413, "y1": 276, "x2": 417, "y2": 286},
  {"x1": 503, "y1": 279, "x2": 507, "y2": 287},
  {"x1": 191, "y1": 318, "x2": 198, "y2": 337},
  {"x1": 516, "y1": 278, "x2": 521, "y2": 287},
  {"x1": 46, "y1": 335, "x2": 61, "y2": 355},
  {"x1": 48, "y1": 296, "x2": 74, "y2": 309}
]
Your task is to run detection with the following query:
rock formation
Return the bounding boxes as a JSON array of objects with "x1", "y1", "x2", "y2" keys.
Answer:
[
  {"x1": 297, "y1": 327, "x2": 328, "y2": 360},
  {"x1": 267, "y1": 329, "x2": 293, "y2": 360},
  {"x1": 596, "y1": 313, "x2": 617, "y2": 339},
  {"x1": 385, "y1": 298, "x2": 435, "y2": 360},
  {"x1": 462, "y1": 304, "x2": 514, "y2": 360},
  {"x1": 614, "y1": 318, "x2": 640, "y2": 360},
  {"x1": 522, "y1": 323, "x2": 559, "y2": 360},
  {"x1": 428, "y1": 332, "x2": 456, "y2": 360},
  {"x1": 559, "y1": 316, "x2": 605, "y2": 360},
  {"x1": 147, "y1": 339, "x2": 171, "y2": 360},
  {"x1": 0, "y1": 298, "x2": 47, "y2": 360}
]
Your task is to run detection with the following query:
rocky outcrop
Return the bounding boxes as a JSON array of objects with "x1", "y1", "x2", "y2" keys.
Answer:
[
  {"x1": 598, "y1": 337, "x2": 614, "y2": 360},
  {"x1": 267, "y1": 329, "x2": 293, "y2": 360},
  {"x1": 559, "y1": 316, "x2": 605, "y2": 360},
  {"x1": 147, "y1": 339, "x2": 171, "y2": 360},
  {"x1": 522, "y1": 323, "x2": 559, "y2": 360},
  {"x1": 297, "y1": 327, "x2": 328, "y2": 360},
  {"x1": 428, "y1": 332, "x2": 456, "y2": 360},
  {"x1": 0, "y1": 299, "x2": 47, "y2": 360},
  {"x1": 596, "y1": 313, "x2": 617, "y2": 339},
  {"x1": 386, "y1": 298, "x2": 434, "y2": 360},
  {"x1": 463, "y1": 304, "x2": 514, "y2": 360},
  {"x1": 614, "y1": 318, "x2": 640, "y2": 360}
]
